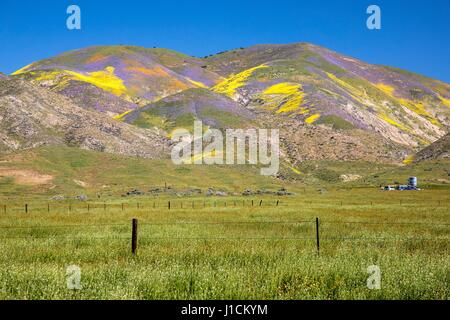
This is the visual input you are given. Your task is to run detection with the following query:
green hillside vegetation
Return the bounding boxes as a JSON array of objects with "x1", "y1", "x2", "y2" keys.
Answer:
[
  {"x1": 0, "y1": 147, "x2": 448, "y2": 201},
  {"x1": 0, "y1": 147, "x2": 285, "y2": 199},
  {"x1": 315, "y1": 115, "x2": 355, "y2": 130}
]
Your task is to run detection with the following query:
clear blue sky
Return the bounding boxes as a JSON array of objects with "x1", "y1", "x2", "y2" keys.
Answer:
[{"x1": 1, "y1": 0, "x2": 449, "y2": 82}]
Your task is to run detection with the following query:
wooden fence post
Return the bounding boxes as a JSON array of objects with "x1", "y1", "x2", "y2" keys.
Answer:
[
  {"x1": 315, "y1": 217, "x2": 320, "y2": 256},
  {"x1": 276, "y1": 200, "x2": 279, "y2": 206},
  {"x1": 259, "y1": 200, "x2": 263, "y2": 206},
  {"x1": 87, "y1": 204, "x2": 90, "y2": 212},
  {"x1": 25, "y1": 204, "x2": 28, "y2": 214},
  {"x1": 131, "y1": 218, "x2": 138, "y2": 255},
  {"x1": 48, "y1": 203, "x2": 50, "y2": 213},
  {"x1": 168, "y1": 201, "x2": 171, "y2": 210}
]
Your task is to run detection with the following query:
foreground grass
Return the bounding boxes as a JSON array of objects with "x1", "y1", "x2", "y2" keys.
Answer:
[{"x1": 0, "y1": 189, "x2": 448, "y2": 300}]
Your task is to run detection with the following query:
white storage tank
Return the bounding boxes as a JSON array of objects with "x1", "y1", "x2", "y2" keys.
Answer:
[{"x1": 408, "y1": 177, "x2": 417, "y2": 188}]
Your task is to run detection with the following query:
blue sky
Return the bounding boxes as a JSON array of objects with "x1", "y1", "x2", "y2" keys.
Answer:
[{"x1": 0, "y1": 0, "x2": 449, "y2": 82}]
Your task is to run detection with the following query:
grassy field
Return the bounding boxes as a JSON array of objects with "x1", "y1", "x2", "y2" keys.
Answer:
[
  {"x1": 0, "y1": 188, "x2": 448, "y2": 300},
  {"x1": 0, "y1": 147, "x2": 285, "y2": 198}
]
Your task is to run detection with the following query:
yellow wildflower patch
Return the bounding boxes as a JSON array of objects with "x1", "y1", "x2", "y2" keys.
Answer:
[
  {"x1": 298, "y1": 107, "x2": 310, "y2": 115},
  {"x1": 438, "y1": 94, "x2": 450, "y2": 108},
  {"x1": 327, "y1": 73, "x2": 362, "y2": 97},
  {"x1": 113, "y1": 109, "x2": 134, "y2": 120},
  {"x1": 305, "y1": 113, "x2": 320, "y2": 124},
  {"x1": 276, "y1": 94, "x2": 304, "y2": 113},
  {"x1": 263, "y1": 82, "x2": 301, "y2": 95},
  {"x1": 397, "y1": 98, "x2": 438, "y2": 125},
  {"x1": 262, "y1": 82, "x2": 305, "y2": 114},
  {"x1": 12, "y1": 63, "x2": 35, "y2": 75},
  {"x1": 32, "y1": 70, "x2": 74, "y2": 91},
  {"x1": 289, "y1": 166, "x2": 301, "y2": 175},
  {"x1": 375, "y1": 83, "x2": 395, "y2": 96},
  {"x1": 32, "y1": 67, "x2": 130, "y2": 98},
  {"x1": 186, "y1": 78, "x2": 209, "y2": 89},
  {"x1": 326, "y1": 73, "x2": 368, "y2": 106},
  {"x1": 34, "y1": 70, "x2": 64, "y2": 82},
  {"x1": 378, "y1": 113, "x2": 409, "y2": 132},
  {"x1": 212, "y1": 65, "x2": 268, "y2": 97},
  {"x1": 402, "y1": 155, "x2": 414, "y2": 165},
  {"x1": 65, "y1": 66, "x2": 127, "y2": 96},
  {"x1": 374, "y1": 83, "x2": 438, "y2": 124}
]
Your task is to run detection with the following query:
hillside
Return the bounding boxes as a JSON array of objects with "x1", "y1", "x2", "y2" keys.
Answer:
[
  {"x1": 1, "y1": 146, "x2": 448, "y2": 199},
  {"x1": 0, "y1": 146, "x2": 282, "y2": 197},
  {"x1": 206, "y1": 43, "x2": 449, "y2": 148},
  {"x1": 123, "y1": 88, "x2": 255, "y2": 132},
  {"x1": 0, "y1": 77, "x2": 167, "y2": 158},
  {"x1": 12, "y1": 46, "x2": 224, "y2": 116},
  {"x1": 413, "y1": 133, "x2": 450, "y2": 163},
  {"x1": 6, "y1": 43, "x2": 450, "y2": 165}
]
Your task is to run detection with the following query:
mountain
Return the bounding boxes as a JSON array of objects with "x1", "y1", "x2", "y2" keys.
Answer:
[
  {"x1": 12, "y1": 46, "x2": 224, "y2": 116},
  {"x1": 0, "y1": 77, "x2": 167, "y2": 158},
  {"x1": 7, "y1": 43, "x2": 450, "y2": 166}
]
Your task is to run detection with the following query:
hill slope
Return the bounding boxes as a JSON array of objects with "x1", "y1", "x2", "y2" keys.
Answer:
[
  {"x1": 413, "y1": 133, "x2": 450, "y2": 163},
  {"x1": 12, "y1": 46, "x2": 224, "y2": 116},
  {"x1": 0, "y1": 78, "x2": 167, "y2": 158},
  {"x1": 0, "y1": 146, "x2": 282, "y2": 197},
  {"x1": 206, "y1": 43, "x2": 449, "y2": 148},
  {"x1": 123, "y1": 88, "x2": 255, "y2": 132}
]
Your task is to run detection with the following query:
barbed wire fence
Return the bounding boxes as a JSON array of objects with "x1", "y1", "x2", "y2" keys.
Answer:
[
  {"x1": 0, "y1": 218, "x2": 448, "y2": 255},
  {"x1": 0, "y1": 197, "x2": 449, "y2": 214}
]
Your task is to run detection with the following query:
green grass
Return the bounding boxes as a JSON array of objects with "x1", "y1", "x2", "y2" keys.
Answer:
[
  {"x1": 315, "y1": 115, "x2": 355, "y2": 130},
  {"x1": 0, "y1": 189, "x2": 448, "y2": 300},
  {"x1": 0, "y1": 147, "x2": 448, "y2": 299},
  {"x1": 0, "y1": 146, "x2": 285, "y2": 198}
]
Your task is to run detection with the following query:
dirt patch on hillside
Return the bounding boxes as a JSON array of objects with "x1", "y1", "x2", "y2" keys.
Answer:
[
  {"x1": 340, "y1": 174, "x2": 362, "y2": 182},
  {"x1": 73, "y1": 179, "x2": 88, "y2": 188},
  {"x1": 0, "y1": 168, "x2": 54, "y2": 185}
]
